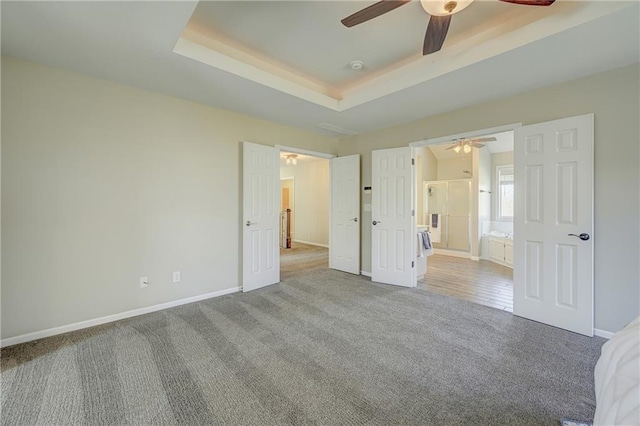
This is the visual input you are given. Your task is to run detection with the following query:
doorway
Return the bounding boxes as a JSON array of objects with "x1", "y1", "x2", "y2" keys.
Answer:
[
  {"x1": 414, "y1": 130, "x2": 515, "y2": 312},
  {"x1": 279, "y1": 151, "x2": 330, "y2": 280}
]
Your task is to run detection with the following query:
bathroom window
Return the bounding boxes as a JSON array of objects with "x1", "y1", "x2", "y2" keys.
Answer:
[{"x1": 497, "y1": 165, "x2": 514, "y2": 220}]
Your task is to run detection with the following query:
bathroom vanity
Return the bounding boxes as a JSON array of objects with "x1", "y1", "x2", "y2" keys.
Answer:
[{"x1": 486, "y1": 236, "x2": 513, "y2": 268}]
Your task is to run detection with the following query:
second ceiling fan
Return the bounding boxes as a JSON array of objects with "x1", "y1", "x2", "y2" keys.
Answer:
[{"x1": 341, "y1": 0, "x2": 556, "y2": 56}]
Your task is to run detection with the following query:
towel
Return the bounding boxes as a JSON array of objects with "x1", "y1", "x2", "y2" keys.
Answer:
[
  {"x1": 421, "y1": 231, "x2": 434, "y2": 256},
  {"x1": 429, "y1": 214, "x2": 441, "y2": 243},
  {"x1": 417, "y1": 233, "x2": 425, "y2": 258}
]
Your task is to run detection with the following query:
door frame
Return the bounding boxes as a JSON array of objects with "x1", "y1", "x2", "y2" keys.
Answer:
[
  {"x1": 410, "y1": 123, "x2": 522, "y2": 263},
  {"x1": 272, "y1": 145, "x2": 336, "y2": 271}
]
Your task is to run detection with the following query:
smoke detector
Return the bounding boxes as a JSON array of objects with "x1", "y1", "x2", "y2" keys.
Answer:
[{"x1": 350, "y1": 60, "x2": 364, "y2": 70}]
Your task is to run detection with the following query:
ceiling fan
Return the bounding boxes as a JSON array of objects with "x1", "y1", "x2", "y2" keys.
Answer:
[
  {"x1": 341, "y1": 0, "x2": 556, "y2": 56},
  {"x1": 446, "y1": 137, "x2": 496, "y2": 153}
]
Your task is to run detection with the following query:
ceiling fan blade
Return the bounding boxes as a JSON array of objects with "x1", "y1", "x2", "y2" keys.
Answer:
[
  {"x1": 341, "y1": 0, "x2": 411, "y2": 28},
  {"x1": 499, "y1": 0, "x2": 555, "y2": 6},
  {"x1": 473, "y1": 137, "x2": 497, "y2": 143},
  {"x1": 471, "y1": 143, "x2": 486, "y2": 148},
  {"x1": 423, "y1": 15, "x2": 452, "y2": 55},
  {"x1": 445, "y1": 144, "x2": 458, "y2": 150}
]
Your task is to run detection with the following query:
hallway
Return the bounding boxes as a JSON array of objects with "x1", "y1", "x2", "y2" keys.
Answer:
[{"x1": 280, "y1": 242, "x2": 328, "y2": 280}]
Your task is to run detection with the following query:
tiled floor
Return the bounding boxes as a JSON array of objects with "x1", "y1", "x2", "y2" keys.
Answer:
[{"x1": 419, "y1": 254, "x2": 514, "y2": 312}]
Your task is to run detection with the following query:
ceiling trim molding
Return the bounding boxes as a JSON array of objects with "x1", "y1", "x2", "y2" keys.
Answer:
[
  {"x1": 174, "y1": 2, "x2": 633, "y2": 114},
  {"x1": 339, "y1": 1, "x2": 631, "y2": 110},
  {"x1": 174, "y1": 29, "x2": 341, "y2": 111}
]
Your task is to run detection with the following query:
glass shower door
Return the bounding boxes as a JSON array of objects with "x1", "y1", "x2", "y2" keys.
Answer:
[
  {"x1": 424, "y1": 180, "x2": 471, "y2": 252},
  {"x1": 447, "y1": 180, "x2": 471, "y2": 252},
  {"x1": 425, "y1": 182, "x2": 447, "y2": 250}
]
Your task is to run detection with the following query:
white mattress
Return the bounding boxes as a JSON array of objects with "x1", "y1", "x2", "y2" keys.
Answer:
[{"x1": 593, "y1": 317, "x2": 640, "y2": 425}]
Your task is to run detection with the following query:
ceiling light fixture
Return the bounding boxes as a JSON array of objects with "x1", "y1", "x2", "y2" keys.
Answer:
[
  {"x1": 463, "y1": 144, "x2": 472, "y2": 154},
  {"x1": 420, "y1": 0, "x2": 474, "y2": 16},
  {"x1": 285, "y1": 154, "x2": 298, "y2": 165},
  {"x1": 453, "y1": 145, "x2": 462, "y2": 153}
]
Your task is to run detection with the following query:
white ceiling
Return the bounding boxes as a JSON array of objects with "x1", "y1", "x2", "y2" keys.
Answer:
[
  {"x1": 188, "y1": 0, "x2": 518, "y2": 88},
  {"x1": 2, "y1": 1, "x2": 638, "y2": 138}
]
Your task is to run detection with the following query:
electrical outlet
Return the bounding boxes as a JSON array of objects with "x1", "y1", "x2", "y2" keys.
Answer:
[
  {"x1": 172, "y1": 271, "x2": 181, "y2": 283},
  {"x1": 139, "y1": 276, "x2": 149, "y2": 288}
]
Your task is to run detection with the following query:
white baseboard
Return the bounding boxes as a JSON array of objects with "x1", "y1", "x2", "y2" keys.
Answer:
[
  {"x1": 471, "y1": 256, "x2": 480, "y2": 261},
  {"x1": 361, "y1": 270, "x2": 372, "y2": 277},
  {"x1": 0, "y1": 286, "x2": 241, "y2": 348},
  {"x1": 292, "y1": 239, "x2": 329, "y2": 248},
  {"x1": 594, "y1": 328, "x2": 614, "y2": 339},
  {"x1": 433, "y1": 249, "x2": 471, "y2": 259}
]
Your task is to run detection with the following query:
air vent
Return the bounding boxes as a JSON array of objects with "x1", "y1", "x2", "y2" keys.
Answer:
[{"x1": 316, "y1": 123, "x2": 357, "y2": 136}]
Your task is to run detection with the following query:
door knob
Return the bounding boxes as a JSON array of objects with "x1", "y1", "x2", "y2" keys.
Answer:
[
  {"x1": 351, "y1": 217, "x2": 358, "y2": 222},
  {"x1": 372, "y1": 220, "x2": 381, "y2": 225},
  {"x1": 246, "y1": 221, "x2": 257, "y2": 227},
  {"x1": 568, "y1": 233, "x2": 590, "y2": 241}
]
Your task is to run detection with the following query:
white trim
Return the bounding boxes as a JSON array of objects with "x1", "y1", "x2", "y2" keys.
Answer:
[
  {"x1": 433, "y1": 249, "x2": 472, "y2": 259},
  {"x1": 361, "y1": 270, "x2": 372, "y2": 277},
  {"x1": 293, "y1": 239, "x2": 329, "y2": 249},
  {"x1": 410, "y1": 123, "x2": 523, "y2": 147},
  {"x1": 275, "y1": 145, "x2": 336, "y2": 159},
  {"x1": 471, "y1": 256, "x2": 480, "y2": 261},
  {"x1": 594, "y1": 329, "x2": 615, "y2": 340},
  {"x1": 0, "y1": 287, "x2": 241, "y2": 348}
]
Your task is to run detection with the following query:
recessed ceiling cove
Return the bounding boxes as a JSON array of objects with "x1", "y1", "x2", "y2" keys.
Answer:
[{"x1": 174, "y1": 0, "x2": 622, "y2": 112}]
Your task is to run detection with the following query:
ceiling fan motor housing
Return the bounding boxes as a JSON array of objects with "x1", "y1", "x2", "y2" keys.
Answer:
[{"x1": 420, "y1": 0, "x2": 474, "y2": 16}]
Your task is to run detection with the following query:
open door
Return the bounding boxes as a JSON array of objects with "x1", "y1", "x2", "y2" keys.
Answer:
[
  {"x1": 329, "y1": 155, "x2": 360, "y2": 274},
  {"x1": 371, "y1": 147, "x2": 415, "y2": 287},
  {"x1": 514, "y1": 114, "x2": 594, "y2": 336},
  {"x1": 242, "y1": 142, "x2": 280, "y2": 292}
]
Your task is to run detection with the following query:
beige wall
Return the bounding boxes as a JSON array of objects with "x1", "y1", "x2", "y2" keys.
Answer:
[
  {"x1": 423, "y1": 148, "x2": 438, "y2": 182},
  {"x1": 280, "y1": 160, "x2": 330, "y2": 246},
  {"x1": 476, "y1": 147, "x2": 492, "y2": 257},
  {"x1": 1, "y1": 57, "x2": 338, "y2": 340},
  {"x1": 338, "y1": 64, "x2": 640, "y2": 333},
  {"x1": 416, "y1": 147, "x2": 438, "y2": 225},
  {"x1": 436, "y1": 157, "x2": 473, "y2": 180}
]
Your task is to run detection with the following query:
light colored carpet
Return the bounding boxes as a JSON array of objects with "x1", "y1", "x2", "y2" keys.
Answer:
[
  {"x1": 280, "y1": 242, "x2": 328, "y2": 280},
  {"x1": 1, "y1": 268, "x2": 604, "y2": 425}
]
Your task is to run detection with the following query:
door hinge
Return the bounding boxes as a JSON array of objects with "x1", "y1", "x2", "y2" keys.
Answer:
[
  {"x1": 411, "y1": 158, "x2": 415, "y2": 165},
  {"x1": 412, "y1": 261, "x2": 415, "y2": 268},
  {"x1": 412, "y1": 209, "x2": 415, "y2": 217}
]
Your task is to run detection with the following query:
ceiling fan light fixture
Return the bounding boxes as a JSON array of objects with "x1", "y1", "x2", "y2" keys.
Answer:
[
  {"x1": 453, "y1": 144, "x2": 462, "y2": 153},
  {"x1": 285, "y1": 154, "x2": 298, "y2": 165},
  {"x1": 463, "y1": 143, "x2": 472, "y2": 154},
  {"x1": 420, "y1": 0, "x2": 474, "y2": 16}
]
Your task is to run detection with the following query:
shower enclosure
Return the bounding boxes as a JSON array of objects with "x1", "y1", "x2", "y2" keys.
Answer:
[{"x1": 424, "y1": 179, "x2": 471, "y2": 252}]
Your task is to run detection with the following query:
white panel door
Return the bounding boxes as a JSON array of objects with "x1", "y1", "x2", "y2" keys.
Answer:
[
  {"x1": 514, "y1": 114, "x2": 594, "y2": 336},
  {"x1": 242, "y1": 142, "x2": 280, "y2": 292},
  {"x1": 371, "y1": 147, "x2": 415, "y2": 287},
  {"x1": 330, "y1": 155, "x2": 360, "y2": 274}
]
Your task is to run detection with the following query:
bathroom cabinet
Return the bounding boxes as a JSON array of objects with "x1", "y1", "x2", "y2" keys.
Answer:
[{"x1": 487, "y1": 237, "x2": 513, "y2": 268}]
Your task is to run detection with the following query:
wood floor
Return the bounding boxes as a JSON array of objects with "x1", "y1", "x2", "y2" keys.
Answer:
[
  {"x1": 419, "y1": 254, "x2": 514, "y2": 312},
  {"x1": 281, "y1": 245, "x2": 512, "y2": 312}
]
